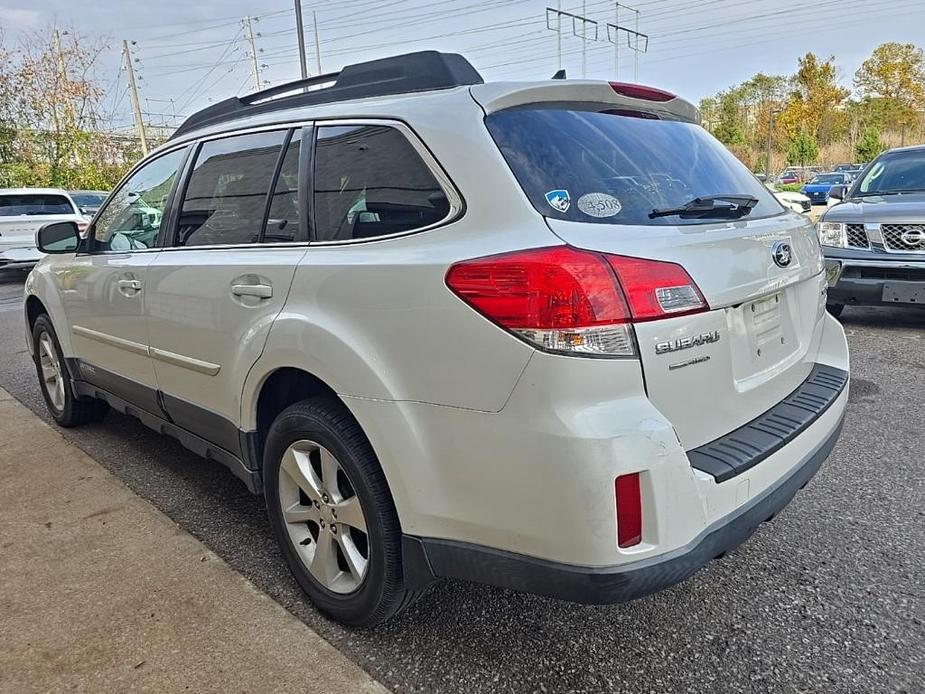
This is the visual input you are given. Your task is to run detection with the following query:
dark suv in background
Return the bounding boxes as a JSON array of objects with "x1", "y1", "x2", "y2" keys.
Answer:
[{"x1": 818, "y1": 145, "x2": 925, "y2": 317}]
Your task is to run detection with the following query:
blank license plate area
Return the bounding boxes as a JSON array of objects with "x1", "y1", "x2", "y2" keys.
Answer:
[{"x1": 882, "y1": 281, "x2": 925, "y2": 305}]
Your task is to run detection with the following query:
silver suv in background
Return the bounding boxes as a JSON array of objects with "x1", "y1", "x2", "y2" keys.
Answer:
[
  {"x1": 24, "y1": 52, "x2": 849, "y2": 626},
  {"x1": 819, "y1": 145, "x2": 925, "y2": 316}
]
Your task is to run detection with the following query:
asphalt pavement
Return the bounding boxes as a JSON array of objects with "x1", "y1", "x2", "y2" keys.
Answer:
[{"x1": 1, "y1": 267, "x2": 922, "y2": 694}]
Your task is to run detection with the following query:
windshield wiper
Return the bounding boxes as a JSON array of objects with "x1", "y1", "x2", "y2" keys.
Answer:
[{"x1": 649, "y1": 194, "x2": 759, "y2": 219}]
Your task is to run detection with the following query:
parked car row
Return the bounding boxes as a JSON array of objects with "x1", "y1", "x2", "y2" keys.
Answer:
[{"x1": 0, "y1": 188, "x2": 107, "y2": 270}]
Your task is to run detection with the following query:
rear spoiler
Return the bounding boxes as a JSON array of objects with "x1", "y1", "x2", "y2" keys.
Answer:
[{"x1": 470, "y1": 80, "x2": 700, "y2": 124}]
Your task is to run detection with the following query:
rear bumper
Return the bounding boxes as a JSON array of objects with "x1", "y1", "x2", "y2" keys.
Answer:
[
  {"x1": 0, "y1": 246, "x2": 42, "y2": 268},
  {"x1": 824, "y1": 253, "x2": 925, "y2": 307},
  {"x1": 408, "y1": 416, "x2": 844, "y2": 603}
]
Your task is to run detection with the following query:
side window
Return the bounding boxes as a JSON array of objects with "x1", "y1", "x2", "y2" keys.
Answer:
[
  {"x1": 313, "y1": 124, "x2": 451, "y2": 242},
  {"x1": 263, "y1": 134, "x2": 301, "y2": 243},
  {"x1": 175, "y1": 130, "x2": 287, "y2": 247},
  {"x1": 93, "y1": 148, "x2": 186, "y2": 252}
]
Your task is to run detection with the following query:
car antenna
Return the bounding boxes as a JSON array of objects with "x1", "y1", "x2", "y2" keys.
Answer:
[{"x1": 551, "y1": 69, "x2": 566, "y2": 80}]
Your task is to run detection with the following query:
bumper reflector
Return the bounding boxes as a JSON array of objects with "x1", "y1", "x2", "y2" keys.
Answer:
[{"x1": 615, "y1": 472, "x2": 642, "y2": 548}]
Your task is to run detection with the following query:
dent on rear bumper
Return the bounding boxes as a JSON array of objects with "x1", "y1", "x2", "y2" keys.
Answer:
[{"x1": 410, "y1": 416, "x2": 844, "y2": 604}]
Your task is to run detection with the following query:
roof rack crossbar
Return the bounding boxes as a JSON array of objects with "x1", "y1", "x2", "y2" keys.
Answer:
[{"x1": 169, "y1": 51, "x2": 483, "y2": 141}]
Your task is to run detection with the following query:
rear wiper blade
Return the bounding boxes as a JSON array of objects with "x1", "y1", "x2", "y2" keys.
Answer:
[{"x1": 649, "y1": 194, "x2": 759, "y2": 219}]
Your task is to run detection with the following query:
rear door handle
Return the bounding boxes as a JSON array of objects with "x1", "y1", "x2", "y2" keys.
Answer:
[
  {"x1": 117, "y1": 279, "x2": 143, "y2": 291},
  {"x1": 231, "y1": 283, "x2": 273, "y2": 299}
]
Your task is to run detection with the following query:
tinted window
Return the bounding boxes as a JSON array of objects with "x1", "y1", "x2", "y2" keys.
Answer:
[
  {"x1": 0, "y1": 194, "x2": 74, "y2": 216},
  {"x1": 94, "y1": 148, "x2": 186, "y2": 251},
  {"x1": 263, "y1": 134, "x2": 301, "y2": 243},
  {"x1": 313, "y1": 124, "x2": 450, "y2": 241},
  {"x1": 857, "y1": 149, "x2": 925, "y2": 196},
  {"x1": 485, "y1": 106, "x2": 781, "y2": 226},
  {"x1": 176, "y1": 130, "x2": 287, "y2": 247}
]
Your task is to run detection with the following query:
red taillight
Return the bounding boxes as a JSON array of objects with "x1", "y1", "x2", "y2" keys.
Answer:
[
  {"x1": 605, "y1": 255, "x2": 707, "y2": 321},
  {"x1": 445, "y1": 246, "x2": 707, "y2": 356},
  {"x1": 609, "y1": 81, "x2": 676, "y2": 103},
  {"x1": 615, "y1": 472, "x2": 642, "y2": 548},
  {"x1": 445, "y1": 246, "x2": 635, "y2": 357},
  {"x1": 76, "y1": 220, "x2": 89, "y2": 238}
]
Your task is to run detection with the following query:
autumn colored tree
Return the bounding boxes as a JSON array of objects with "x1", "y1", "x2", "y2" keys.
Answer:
[
  {"x1": 854, "y1": 42, "x2": 925, "y2": 123},
  {"x1": 777, "y1": 53, "x2": 849, "y2": 146}
]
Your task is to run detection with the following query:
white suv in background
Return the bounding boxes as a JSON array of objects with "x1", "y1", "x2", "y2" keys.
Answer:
[
  {"x1": 24, "y1": 52, "x2": 849, "y2": 626},
  {"x1": 0, "y1": 188, "x2": 87, "y2": 270}
]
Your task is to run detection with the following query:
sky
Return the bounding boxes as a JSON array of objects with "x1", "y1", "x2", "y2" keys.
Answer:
[{"x1": 1, "y1": 0, "x2": 924, "y2": 132}]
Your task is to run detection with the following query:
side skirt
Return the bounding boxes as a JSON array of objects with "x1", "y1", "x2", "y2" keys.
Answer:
[{"x1": 67, "y1": 359, "x2": 262, "y2": 493}]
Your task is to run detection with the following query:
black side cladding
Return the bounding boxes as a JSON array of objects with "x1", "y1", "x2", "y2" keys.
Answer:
[
  {"x1": 687, "y1": 363, "x2": 848, "y2": 483},
  {"x1": 170, "y1": 51, "x2": 484, "y2": 140}
]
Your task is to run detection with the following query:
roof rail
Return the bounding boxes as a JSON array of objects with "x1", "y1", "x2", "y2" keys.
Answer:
[{"x1": 170, "y1": 51, "x2": 483, "y2": 141}]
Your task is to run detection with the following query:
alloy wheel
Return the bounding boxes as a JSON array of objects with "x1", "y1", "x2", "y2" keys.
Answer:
[
  {"x1": 38, "y1": 332, "x2": 65, "y2": 412},
  {"x1": 277, "y1": 439, "x2": 370, "y2": 594}
]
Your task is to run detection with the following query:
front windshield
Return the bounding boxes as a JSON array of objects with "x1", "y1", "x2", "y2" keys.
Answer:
[
  {"x1": 485, "y1": 106, "x2": 781, "y2": 226},
  {"x1": 810, "y1": 174, "x2": 844, "y2": 184},
  {"x1": 856, "y1": 150, "x2": 925, "y2": 195}
]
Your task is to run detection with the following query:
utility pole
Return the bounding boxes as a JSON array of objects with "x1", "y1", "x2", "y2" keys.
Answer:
[
  {"x1": 244, "y1": 16, "x2": 261, "y2": 90},
  {"x1": 122, "y1": 40, "x2": 148, "y2": 156},
  {"x1": 634, "y1": 8, "x2": 639, "y2": 80},
  {"x1": 613, "y1": 2, "x2": 619, "y2": 79},
  {"x1": 765, "y1": 109, "x2": 779, "y2": 178},
  {"x1": 294, "y1": 0, "x2": 308, "y2": 79},
  {"x1": 581, "y1": 0, "x2": 587, "y2": 78},
  {"x1": 313, "y1": 11, "x2": 322, "y2": 75},
  {"x1": 53, "y1": 30, "x2": 81, "y2": 165},
  {"x1": 556, "y1": 0, "x2": 562, "y2": 71}
]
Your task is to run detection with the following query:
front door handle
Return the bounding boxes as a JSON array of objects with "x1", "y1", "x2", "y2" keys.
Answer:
[
  {"x1": 231, "y1": 283, "x2": 273, "y2": 299},
  {"x1": 117, "y1": 279, "x2": 143, "y2": 292}
]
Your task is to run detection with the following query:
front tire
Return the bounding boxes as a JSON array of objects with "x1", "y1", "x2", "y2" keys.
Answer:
[
  {"x1": 31, "y1": 314, "x2": 108, "y2": 427},
  {"x1": 263, "y1": 397, "x2": 420, "y2": 626}
]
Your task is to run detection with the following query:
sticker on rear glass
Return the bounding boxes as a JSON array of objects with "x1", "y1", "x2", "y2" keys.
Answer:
[
  {"x1": 545, "y1": 189, "x2": 571, "y2": 213},
  {"x1": 577, "y1": 193, "x2": 622, "y2": 218}
]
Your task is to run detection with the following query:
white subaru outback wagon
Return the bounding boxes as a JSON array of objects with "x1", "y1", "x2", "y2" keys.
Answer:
[{"x1": 25, "y1": 52, "x2": 849, "y2": 626}]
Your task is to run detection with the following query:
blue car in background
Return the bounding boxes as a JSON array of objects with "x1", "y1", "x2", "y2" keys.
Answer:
[{"x1": 802, "y1": 172, "x2": 852, "y2": 205}]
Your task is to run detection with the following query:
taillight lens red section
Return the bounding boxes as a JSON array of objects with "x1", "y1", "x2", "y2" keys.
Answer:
[
  {"x1": 605, "y1": 254, "x2": 707, "y2": 321},
  {"x1": 445, "y1": 246, "x2": 707, "y2": 357},
  {"x1": 615, "y1": 472, "x2": 643, "y2": 548},
  {"x1": 609, "y1": 81, "x2": 676, "y2": 103},
  {"x1": 445, "y1": 246, "x2": 630, "y2": 329}
]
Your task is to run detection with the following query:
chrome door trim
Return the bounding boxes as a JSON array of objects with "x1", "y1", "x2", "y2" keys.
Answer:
[
  {"x1": 149, "y1": 347, "x2": 221, "y2": 376},
  {"x1": 72, "y1": 325, "x2": 149, "y2": 356}
]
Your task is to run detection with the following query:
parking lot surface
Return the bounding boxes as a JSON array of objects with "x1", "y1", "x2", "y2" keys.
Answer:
[{"x1": 1, "y1": 267, "x2": 922, "y2": 694}]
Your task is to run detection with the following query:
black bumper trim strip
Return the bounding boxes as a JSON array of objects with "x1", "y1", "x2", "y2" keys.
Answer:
[{"x1": 687, "y1": 363, "x2": 848, "y2": 483}]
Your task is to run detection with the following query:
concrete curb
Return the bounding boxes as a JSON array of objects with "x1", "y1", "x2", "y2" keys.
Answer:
[{"x1": 0, "y1": 386, "x2": 391, "y2": 693}]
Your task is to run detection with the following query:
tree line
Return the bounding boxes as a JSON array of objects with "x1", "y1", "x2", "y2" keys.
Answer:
[
  {"x1": 700, "y1": 42, "x2": 925, "y2": 173},
  {"x1": 0, "y1": 28, "x2": 153, "y2": 190}
]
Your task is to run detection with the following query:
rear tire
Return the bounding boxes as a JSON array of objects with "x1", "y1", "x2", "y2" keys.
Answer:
[
  {"x1": 31, "y1": 314, "x2": 108, "y2": 427},
  {"x1": 263, "y1": 396, "x2": 421, "y2": 626},
  {"x1": 826, "y1": 303, "x2": 845, "y2": 319}
]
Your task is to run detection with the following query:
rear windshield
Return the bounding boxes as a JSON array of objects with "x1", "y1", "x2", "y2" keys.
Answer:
[
  {"x1": 71, "y1": 193, "x2": 107, "y2": 207},
  {"x1": 810, "y1": 174, "x2": 844, "y2": 184},
  {"x1": 0, "y1": 194, "x2": 75, "y2": 217},
  {"x1": 485, "y1": 106, "x2": 781, "y2": 226}
]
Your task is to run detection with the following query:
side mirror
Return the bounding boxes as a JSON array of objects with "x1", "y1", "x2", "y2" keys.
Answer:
[
  {"x1": 36, "y1": 221, "x2": 80, "y2": 254},
  {"x1": 828, "y1": 185, "x2": 847, "y2": 201}
]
